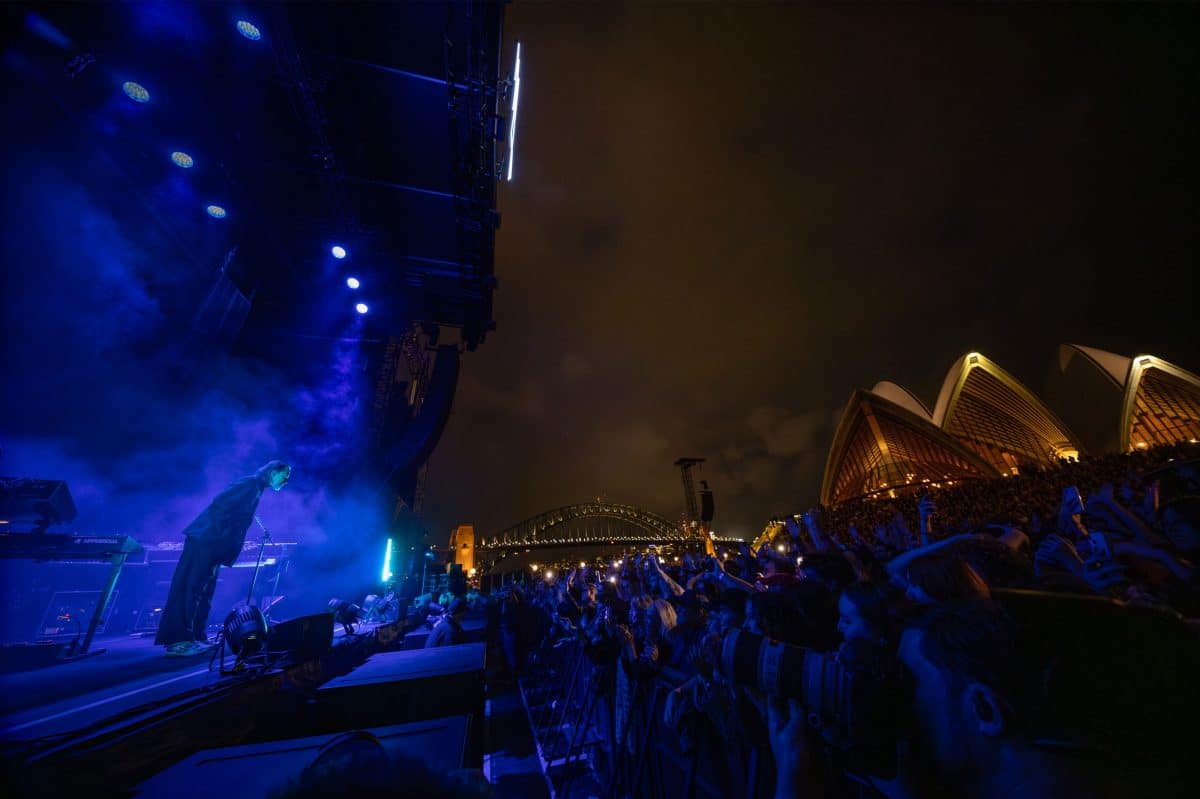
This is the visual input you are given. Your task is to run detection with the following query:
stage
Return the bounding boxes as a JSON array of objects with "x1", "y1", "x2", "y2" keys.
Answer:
[
  {"x1": 0, "y1": 632, "x2": 226, "y2": 743},
  {"x1": 0, "y1": 613, "x2": 542, "y2": 796}
]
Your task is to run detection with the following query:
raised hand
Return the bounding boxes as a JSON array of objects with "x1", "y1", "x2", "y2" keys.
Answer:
[
  {"x1": 1035, "y1": 533, "x2": 1085, "y2": 576},
  {"x1": 916, "y1": 494, "x2": 936, "y2": 544},
  {"x1": 1061, "y1": 486, "x2": 1085, "y2": 516},
  {"x1": 1082, "y1": 562, "x2": 1129, "y2": 593},
  {"x1": 801, "y1": 507, "x2": 823, "y2": 532},
  {"x1": 767, "y1": 696, "x2": 814, "y2": 798},
  {"x1": 1058, "y1": 486, "x2": 1089, "y2": 537}
]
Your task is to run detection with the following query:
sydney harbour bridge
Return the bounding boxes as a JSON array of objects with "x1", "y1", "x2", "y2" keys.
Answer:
[{"x1": 473, "y1": 501, "x2": 745, "y2": 575}]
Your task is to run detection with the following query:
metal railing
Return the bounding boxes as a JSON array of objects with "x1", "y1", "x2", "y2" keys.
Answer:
[{"x1": 510, "y1": 619, "x2": 772, "y2": 799}]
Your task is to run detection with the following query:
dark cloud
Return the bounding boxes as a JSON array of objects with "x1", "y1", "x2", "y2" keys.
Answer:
[{"x1": 423, "y1": 3, "x2": 1200, "y2": 541}]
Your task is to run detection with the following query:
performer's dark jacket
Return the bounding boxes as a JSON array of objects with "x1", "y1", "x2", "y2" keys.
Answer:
[{"x1": 182, "y1": 465, "x2": 272, "y2": 566}]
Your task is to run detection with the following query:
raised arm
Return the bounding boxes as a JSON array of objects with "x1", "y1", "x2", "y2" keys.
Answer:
[
  {"x1": 650, "y1": 554, "x2": 685, "y2": 597},
  {"x1": 886, "y1": 533, "x2": 987, "y2": 587},
  {"x1": 711, "y1": 552, "x2": 758, "y2": 593},
  {"x1": 801, "y1": 508, "x2": 836, "y2": 553},
  {"x1": 1089, "y1": 483, "x2": 1170, "y2": 547},
  {"x1": 917, "y1": 495, "x2": 936, "y2": 547}
]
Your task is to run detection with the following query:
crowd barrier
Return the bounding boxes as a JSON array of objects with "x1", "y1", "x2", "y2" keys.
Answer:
[{"x1": 507, "y1": 616, "x2": 775, "y2": 799}]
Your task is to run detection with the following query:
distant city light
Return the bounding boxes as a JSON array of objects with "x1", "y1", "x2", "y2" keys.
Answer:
[
  {"x1": 170, "y1": 151, "x2": 194, "y2": 169},
  {"x1": 612, "y1": 560, "x2": 619, "y2": 568},
  {"x1": 346, "y1": 277, "x2": 360, "y2": 289},
  {"x1": 206, "y1": 205, "x2": 226, "y2": 219},
  {"x1": 506, "y1": 42, "x2": 521, "y2": 181},
  {"x1": 236, "y1": 20, "x2": 262, "y2": 41},
  {"x1": 544, "y1": 569, "x2": 553, "y2": 579},
  {"x1": 122, "y1": 81, "x2": 149, "y2": 103},
  {"x1": 331, "y1": 245, "x2": 347, "y2": 259},
  {"x1": 579, "y1": 561, "x2": 586, "y2": 568},
  {"x1": 355, "y1": 302, "x2": 368, "y2": 314}
]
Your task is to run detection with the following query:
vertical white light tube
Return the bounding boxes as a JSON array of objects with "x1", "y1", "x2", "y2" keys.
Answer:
[{"x1": 507, "y1": 42, "x2": 522, "y2": 181}]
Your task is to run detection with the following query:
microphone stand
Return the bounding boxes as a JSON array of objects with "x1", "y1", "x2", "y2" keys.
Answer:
[{"x1": 247, "y1": 515, "x2": 272, "y2": 608}]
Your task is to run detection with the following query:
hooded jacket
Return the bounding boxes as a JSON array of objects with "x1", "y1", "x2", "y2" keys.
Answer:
[{"x1": 182, "y1": 463, "x2": 276, "y2": 566}]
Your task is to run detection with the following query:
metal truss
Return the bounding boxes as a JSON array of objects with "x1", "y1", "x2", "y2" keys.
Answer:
[{"x1": 480, "y1": 503, "x2": 744, "y2": 549}]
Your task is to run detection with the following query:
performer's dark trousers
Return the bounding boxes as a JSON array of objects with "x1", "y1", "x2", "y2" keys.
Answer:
[{"x1": 155, "y1": 538, "x2": 221, "y2": 646}]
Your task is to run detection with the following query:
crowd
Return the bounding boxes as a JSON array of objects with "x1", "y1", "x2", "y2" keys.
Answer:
[{"x1": 501, "y1": 443, "x2": 1200, "y2": 799}]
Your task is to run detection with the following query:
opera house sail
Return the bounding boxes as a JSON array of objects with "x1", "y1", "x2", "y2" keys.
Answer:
[
  {"x1": 821, "y1": 390, "x2": 998, "y2": 505},
  {"x1": 932, "y1": 352, "x2": 1082, "y2": 474},
  {"x1": 820, "y1": 346, "x2": 1200, "y2": 508}
]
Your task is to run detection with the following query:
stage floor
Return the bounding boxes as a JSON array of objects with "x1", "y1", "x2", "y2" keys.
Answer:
[
  {"x1": 0, "y1": 613, "x2": 552, "y2": 798},
  {"x1": 0, "y1": 623, "x2": 374, "y2": 744}
]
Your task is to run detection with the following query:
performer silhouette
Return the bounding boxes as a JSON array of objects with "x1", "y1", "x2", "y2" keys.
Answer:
[{"x1": 156, "y1": 460, "x2": 291, "y2": 656}]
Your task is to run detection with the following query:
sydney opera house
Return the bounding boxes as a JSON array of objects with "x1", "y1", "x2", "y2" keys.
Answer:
[{"x1": 821, "y1": 345, "x2": 1200, "y2": 505}]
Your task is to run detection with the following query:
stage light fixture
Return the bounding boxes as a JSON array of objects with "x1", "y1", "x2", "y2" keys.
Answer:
[
  {"x1": 331, "y1": 245, "x2": 347, "y2": 259},
  {"x1": 122, "y1": 81, "x2": 150, "y2": 103},
  {"x1": 170, "y1": 151, "x2": 194, "y2": 169},
  {"x1": 355, "y1": 302, "x2": 368, "y2": 314},
  {"x1": 206, "y1": 205, "x2": 227, "y2": 219},
  {"x1": 223, "y1": 605, "x2": 268, "y2": 657},
  {"x1": 381, "y1": 538, "x2": 393, "y2": 583},
  {"x1": 236, "y1": 20, "x2": 262, "y2": 41},
  {"x1": 346, "y1": 277, "x2": 360, "y2": 289},
  {"x1": 506, "y1": 43, "x2": 522, "y2": 181}
]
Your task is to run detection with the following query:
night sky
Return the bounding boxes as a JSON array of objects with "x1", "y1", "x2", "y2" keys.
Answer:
[
  {"x1": 424, "y1": 3, "x2": 1200, "y2": 541},
  {"x1": 1, "y1": 3, "x2": 1197, "y2": 556}
]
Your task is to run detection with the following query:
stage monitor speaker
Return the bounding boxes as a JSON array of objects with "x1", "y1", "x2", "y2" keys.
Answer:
[
  {"x1": 312, "y1": 644, "x2": 485, "y2": 764},
  {"x1": 134, "y1": 717, "x2": 472, "y2": 798},
  {"x1": 269, "y1": 613, "x2": 333, "y2": 660}
]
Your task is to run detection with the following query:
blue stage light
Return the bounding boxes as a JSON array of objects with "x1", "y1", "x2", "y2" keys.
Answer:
[
  {"x1": 170, "y1": 151, "x2": 194, "y2": 169},
  {"x1": 507, "y1": 42, "x2": 522, "y2": 181},
  {"x1": 206, "y1": 205, "x2": 227, "y2": 219},
  {"x1": 346, "y1": 277, "x2": 361, "y2": 289},
  {"x1": 331, "y1": 245, "x2": 347, "y2": 259},
  {"x1": 236, "y1": 20, "x2": 262, "y2": 41},
  {"x1": 122, "y1": 81, "x2": 150, "y2": 103},
  {"x1": 355, "y1": 303, "x2": 369, "y2": 315},
  {"x1": 382, "y1": 538, "x2": 393, "y2": 582}
]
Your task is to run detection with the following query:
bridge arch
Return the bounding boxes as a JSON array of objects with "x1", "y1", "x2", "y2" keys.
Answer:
[{"x1": 480, "y1": 502, "x2": 685, "y2": 549}]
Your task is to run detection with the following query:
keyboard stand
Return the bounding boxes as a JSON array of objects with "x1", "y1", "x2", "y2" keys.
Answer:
[{"x1": 66, "y1": 551, "x2": 128, "y2": 659}]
